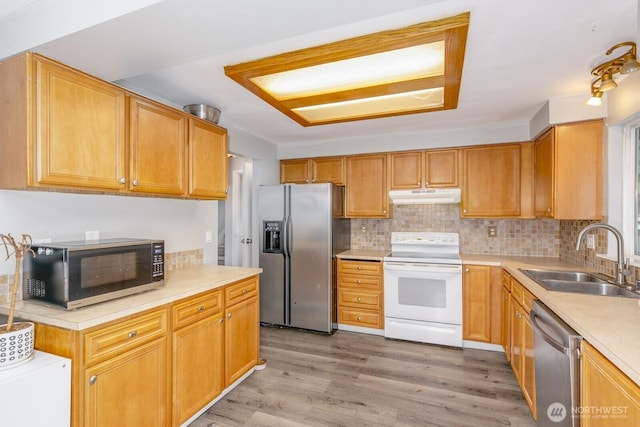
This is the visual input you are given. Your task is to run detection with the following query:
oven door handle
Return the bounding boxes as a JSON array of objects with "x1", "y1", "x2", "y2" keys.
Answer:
[{"x1": 383, "y1": 262, "x2": 462, "y2": 273}]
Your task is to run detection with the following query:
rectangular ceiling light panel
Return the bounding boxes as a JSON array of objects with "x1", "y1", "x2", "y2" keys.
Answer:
[{"x1": 224, "y1": 12, "x2": 469, "y2": 126}]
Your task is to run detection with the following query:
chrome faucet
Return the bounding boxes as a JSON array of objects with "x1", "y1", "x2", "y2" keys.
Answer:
[{"x1": 576, "y1": 223, "x2": 631, "y2": 286}]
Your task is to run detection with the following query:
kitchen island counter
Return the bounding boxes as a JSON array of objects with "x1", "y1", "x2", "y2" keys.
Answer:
[
  {"x1": 463, "y1": 254, "x2": 640, "y2": 387},
  {"x1": 0, "y1": 264, "x2": 262, "y2": 331}
]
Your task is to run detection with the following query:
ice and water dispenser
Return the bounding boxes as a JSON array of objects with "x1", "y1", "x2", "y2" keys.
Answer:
[{"x1": 263, "y1": 221, "x2": 283, "y2": 254}]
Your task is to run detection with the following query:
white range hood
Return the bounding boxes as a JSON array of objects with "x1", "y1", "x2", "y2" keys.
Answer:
[{"x1": 389, "y1": 188, "x2": 461, "y2": 204}]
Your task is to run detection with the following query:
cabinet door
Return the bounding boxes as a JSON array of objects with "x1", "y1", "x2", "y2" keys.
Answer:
[
  {"x1": 500, "y1": 285, "x2": 511, "y2": 361},
  {"x1": 509, "y1": 295, "x2": 523, "y2": 383},
  {"x1": 462, "y1": 265, "x2": 492, "y2": 342},
  {"x1": 188, "y1": 118, "x2": 228, "y2": 199},
  {"x1": 581, "y1": 341, "x2": 640, "y2": 427},
  {"x1": 280, "y1": 159, "x2": 310, "y2": 183},
  {"x1": 425, "y1": 149, "x2": 459, "y2": 187},
  {"x1": 35, "y1": 56, "x2": 126, "y2": 190},
  {"x1": 462, "y1": 144, "x2": 521, "y2": 217},
  {"x1": 533, "y1": 128, "x2": 554, "y2": 217},
  {"x1": 522, "y1": 313, "x2": 536, "y2": 419},
  {"x1": 84, "y1": 338, "x2": 168, "y2": 427},
  {"x1": 311, "y1": 156, "x2": 345, "y2": 185},
  {"x1": 225, "y1": 296, "x2": 259, "y2": 386},
  {"x1": 129, "y1": 96, "x2": 186, "y2": 196},
  {"x1": 345, "y1": 154, "x2": 389, "y2": 217},
  {"x1": 389, "y1": 151, "x2": 422, "y2": 189},
  {"x1": 173, "y1": 313, "x2": 224, "y2": 425}
]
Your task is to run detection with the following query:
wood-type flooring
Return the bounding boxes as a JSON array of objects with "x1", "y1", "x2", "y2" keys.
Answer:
[{"x1": 190, "y1": 326, "x2": 537, "y2": 427}]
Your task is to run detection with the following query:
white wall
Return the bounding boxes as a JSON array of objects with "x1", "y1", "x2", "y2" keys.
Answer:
[{"x1": 0, "y1": 190, "x2": 217, "y2": 275}]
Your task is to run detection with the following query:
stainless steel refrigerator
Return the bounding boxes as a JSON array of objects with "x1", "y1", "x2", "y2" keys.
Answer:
[{"x1": 258, "y1": 183, "x2": 350, "y2": 333}]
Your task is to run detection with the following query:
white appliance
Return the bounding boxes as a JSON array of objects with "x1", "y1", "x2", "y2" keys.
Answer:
[
  {"x1": 388, "y1": 188, "x2": 461, "y2": 204},
  {"x1": 384, "y1": 232, "x2": 463, "y2": 347},
  {"x1": 0, "y1": 350, "x2": 71, "y2": 426}
]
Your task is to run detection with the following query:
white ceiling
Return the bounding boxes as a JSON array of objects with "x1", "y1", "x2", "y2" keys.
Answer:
[{"x1": 2, "y1": 0, "x2": 638, "y2": 147}]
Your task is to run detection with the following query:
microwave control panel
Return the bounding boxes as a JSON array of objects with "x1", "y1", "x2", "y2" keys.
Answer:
[{"x1": 152, "y1": 242, "x2": 165, "y2": 280}]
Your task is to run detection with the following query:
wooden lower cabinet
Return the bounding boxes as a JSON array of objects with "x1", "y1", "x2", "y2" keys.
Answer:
[
  {"x1": 505, "y1": 274, "x2": 536, "y2": 419},
  {"x1": 462, "y1": 264, "x2": 502, "y2": 343},
  {"x1": 225, "y1": 277, "x2": 260, "y2": 386},
  {"x1": 581, "y1": 341, "x2": 640, "y2": 426},
  {"x1": 172, "y1": 290, "x2": 225, "y2": 426},
  {"x1": 84, "y1": 337, "x2": 168, "y2": 427},
  {"x1": 337, "y1": 258, "x2": 384, "y2": 330},
  {"x1": 34, "y1": 275, "x2": 260, "y2": 427}
]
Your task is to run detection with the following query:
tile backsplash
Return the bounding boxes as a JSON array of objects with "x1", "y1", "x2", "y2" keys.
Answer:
[
  {"x1": 350, "y1": 204, "x2": 637, "y2": 286},
  {"x1": 351, "y1": 204, "x2": 560, "y2": 257}
]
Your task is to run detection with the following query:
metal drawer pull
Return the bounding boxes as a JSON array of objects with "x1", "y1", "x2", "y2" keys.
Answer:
[
  {"x1": 128, "y1": 330, "x2": 137, "y2": 338},
  {"x1": 228, "y1": 313, "x2": 232, "y2": 319},
  {"x1": 220, "y1": 318, "x2": 224, "y2": 323},
  {"x1": 356, "y1": 297, "x2": 362, "y2": 302},
  {"x1": 89, "y1": 375, "x2": 97, "y2": 385},
  {"x1": 198, "y1": 305, "x2": 205, "y2": 311},
  {"x1": 242, "y1": 289, "x2": 247, "y2": 294},
  {"x1": 357, "y1": 316, "x2": 362, "y2": 321}
]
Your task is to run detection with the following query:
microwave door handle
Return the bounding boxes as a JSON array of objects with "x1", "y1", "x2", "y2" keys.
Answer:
[{"x1": 530, "y1": 309, "x2": 569, "y2": 356}]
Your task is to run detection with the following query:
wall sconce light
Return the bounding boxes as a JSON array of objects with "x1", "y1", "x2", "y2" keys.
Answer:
[{"x1": 587, "y1": 41, "x2": 640, "y2": 106}]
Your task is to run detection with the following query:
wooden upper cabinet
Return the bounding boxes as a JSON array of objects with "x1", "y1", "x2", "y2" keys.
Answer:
[
  {"x1": 35, "y1": 57, "x2": 127, "y2": 191},
  {"x1": 534, "y1": 120, "x2": 603, "y2": 219},
  {"x1": 389, "y1": 149, "x2": 459, "y2": 189},
  {"x1": 461, "y1": 143, "x2": 522, "y2": 217},
  {"x1": 129, "y1": 95, "x2": 186, "y2": 196},
  {"x1": 345, "y1": 154, "x2": 389, "y2": 218},
  {"x1": 0, "y1": 53, "x2": 127, "y2": 191},
  {"x1": 389, "y1": 151, "x2": 422, "y2": 189},
  {"x1": 311, "y1": 156, "x2": 345, "y2": 184},
  {"x1": 280, "y1": 157, "x2": 345, "y2": 185},
  {"x1": 0, "y1": 52, "x2": 228, "y2": 200},
  {"x1": 188, "y1": 118, "x2": 228, "y2": 199},
  {"x1": 280, "y1": 159, "x2": 310, "y2": 184}
]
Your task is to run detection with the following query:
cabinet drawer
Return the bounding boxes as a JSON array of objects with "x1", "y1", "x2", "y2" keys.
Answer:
[
  {"x1": 511, "y1": 278, "x2": 524, "y2": 306},
  {"x1": 522, "y1": 288, "x2": 535, "y2": 314},
  {"x1": 338, "y1": 289, "x2": 382, "y2": 310},
  {"x1": 338, "y1": 274, "x2": 382, "y2": 290},
  {"x1": 225, "y1": 277, "x2": 258, "y2": 307},
  {"x1": 502, "y1": 270, "x2": 512, "y2": 292},
  {"x1": 338, "y1": 259, "x2": 382, "y2": 276},
  {"x1": 338, "y1": 307, "x2": 383, "y2": 329},
  {"x1": 172, "y1": 289, "x2": 223, "y2": 330},
  {"x1": 84, "y1": 307, "x2": 168, "y2": 365}
]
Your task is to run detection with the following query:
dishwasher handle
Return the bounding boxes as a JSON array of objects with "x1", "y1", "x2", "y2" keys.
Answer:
[{"x1": 530, "y1": 309, "x2": 570, "y2": 356}]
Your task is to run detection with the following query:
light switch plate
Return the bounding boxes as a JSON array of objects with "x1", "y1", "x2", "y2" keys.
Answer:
[{"x1": 488, "y1": 226, "x2": 497, "y2": 238}]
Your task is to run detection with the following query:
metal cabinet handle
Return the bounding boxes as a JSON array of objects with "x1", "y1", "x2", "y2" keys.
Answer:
[
  {"x1": 128, "y1": 330, "x2": 137, "y2": 338},
  {"x1": 465, "y1": 268, "x2": 470, "y2": 272},
  {"x1": 463, "y1": 209, "x2": 468, "y2": 214},
  {"x1": 547, "y1": 207, "x2": 552, "y2": 213},
  {"x1": 132, "y1": 179, "x2": 139, "y2": 186},
  {"x1": 219, "y1": 318, "x2": 224, "y2": 323},
  {"x1": 357, "y1": 280, "x2": 362, "y2": 284},
  {"x1": 356, "y1": 297, "x2": 362, "y2": 302},
  {"x1": 119, "y1": 177, "x2": 126, "y2": 184},
  {"x1": 357, "y1": 316, "x2": 362, "y2": 321},
  {"x1": 198, "y1": 305, "x2": 205, "y2": 311},
  {"x1": 89, "y1": 375, "x2": 97, "y2": 385},
  {"x1": 228, "y1": 313, "x2": 232, "y2": 319},
  {"x1": 242, "y1": 289, "x2": 247, "y2": 294}
]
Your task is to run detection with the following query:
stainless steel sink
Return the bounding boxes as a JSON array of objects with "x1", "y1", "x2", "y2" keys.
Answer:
[{"x1": 519, "y1": 269, "x2": 640, "y2": 299}]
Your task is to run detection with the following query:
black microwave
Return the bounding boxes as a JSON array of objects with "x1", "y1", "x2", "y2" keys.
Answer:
[{"x1": 23, "y1": 238, "x2": 164, "y2": 310}]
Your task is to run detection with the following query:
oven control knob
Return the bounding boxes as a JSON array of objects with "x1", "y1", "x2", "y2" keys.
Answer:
[{"x1": 45, "y1": 248, "x2": 53, "y2": 255}]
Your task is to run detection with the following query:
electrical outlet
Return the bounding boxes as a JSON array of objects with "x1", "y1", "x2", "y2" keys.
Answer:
[
  {"x1": 587, "y1": 234, "x2": 596, "y2": 249},
  {"x1": 85, "y1": 230, "x2": 99, "y2": 241},
  {"x1": 488, "y1": 226, "x2": 497, "y2": 238},
  {"x1": 205, "y1": 230, "x2": 213, "y2": 243}
]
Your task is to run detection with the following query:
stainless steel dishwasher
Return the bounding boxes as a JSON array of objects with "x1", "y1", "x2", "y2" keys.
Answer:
[{"x1": 530, "y1": 300, "x2": 582, "y2": 427}]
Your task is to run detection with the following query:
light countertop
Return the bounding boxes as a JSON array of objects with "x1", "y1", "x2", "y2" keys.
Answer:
[
  {"x1": 463, "y1": 254, "x2": 640, "y2": 387},
  {"x1": 337, "y1": 249, "x2": 389, "y2": 261},
  {"x1": 0, "y1": 264, "x2": 262, "y2": 331}
]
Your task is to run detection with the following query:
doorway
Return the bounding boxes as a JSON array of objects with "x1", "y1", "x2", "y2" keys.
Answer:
[{"x1": 220, "y1": 155, "x2": 253, "y2": 267}]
